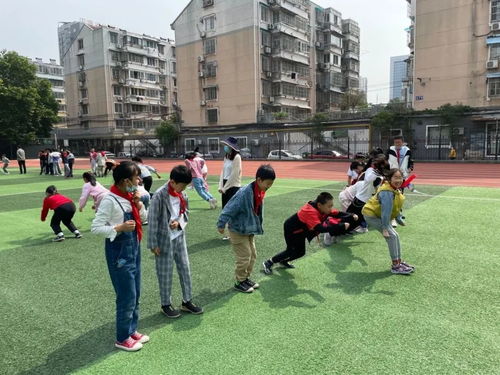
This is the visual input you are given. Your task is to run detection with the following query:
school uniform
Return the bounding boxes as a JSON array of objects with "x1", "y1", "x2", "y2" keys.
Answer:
[{"x1": 147, "y1": 184, "x2": 193, "y2": 306}]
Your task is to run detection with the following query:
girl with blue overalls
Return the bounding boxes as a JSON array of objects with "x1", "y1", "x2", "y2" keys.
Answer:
[{"x1": 91, "y1": 161, "x2": 149, "y2": 352}]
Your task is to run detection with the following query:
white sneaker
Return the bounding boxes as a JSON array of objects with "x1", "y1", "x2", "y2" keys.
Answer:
[
  {"x1": 391, "y1": 219, "x2": 398, "y2": 228},
  {"x1": 323, "y1": 233, "x2": 336, "y2": 246},
  {"x1": 354, "y1": 227, "x2": 368, "y2": 234}
]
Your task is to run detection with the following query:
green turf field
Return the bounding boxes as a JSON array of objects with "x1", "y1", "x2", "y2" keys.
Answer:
[{"x1": 1, "y1": 169, "x2": 499, "y2": 375}]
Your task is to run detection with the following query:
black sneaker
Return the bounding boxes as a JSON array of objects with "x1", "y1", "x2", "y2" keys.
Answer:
[
  {"x1": 234, "y1": 281, "x2": 254, "y2": 293},
  {"x1": 74, "y1": 232, "x2": 82, "y2": 239},
  {"x1": 161, "y1": 304, "x2": 181, "y2": 318},
  {"x1": 52, "y1": 235, "x2": 65, "y2": 242},
  {"x1": 181, "y1": 300, "x2": 204, "y2": 315},
  {"x1": 279, "y1": 261, "x2": 295, "y2": 269},
  {"x1": 262, "y1": 260, "x2": 273, "y2": 275},
  {"x1": 244, "y1": 279, "x2": 260, "y2": 289}
]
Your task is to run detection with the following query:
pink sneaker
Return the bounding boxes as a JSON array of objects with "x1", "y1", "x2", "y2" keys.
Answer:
[
  {"x1": 114, "y1": 337, "x2": 143, "y2": 352},
  {"x1": 131, "y1": 332, "x2": 150, "y2": 344}
]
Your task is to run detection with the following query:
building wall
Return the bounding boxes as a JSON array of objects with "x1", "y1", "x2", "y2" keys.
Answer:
[
  {"x1": 390, "y1": 55, "x2": 408, "y2": 100},
  {"x1": 413, "y1": 0, "x2": 498, "y2": 110}
]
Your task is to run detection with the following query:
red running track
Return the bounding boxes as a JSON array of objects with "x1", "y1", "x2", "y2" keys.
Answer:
[{"x1": 25, "y1": 159, "x2": 499, "y2": 188}]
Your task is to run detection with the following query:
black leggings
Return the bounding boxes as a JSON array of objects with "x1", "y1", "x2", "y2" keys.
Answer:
[
  {"x1": 51, "y1": 203, "x2": 77, "y2": 234},
  {"x1": 221, "y1": 180, "x2": 240, "y2": 208},
  {"x1": 347, "y1": 197, "x2": 367, "y2": 228},
  {"x1": 142, "y1": 176, "x2": 153, "y2": 194}
]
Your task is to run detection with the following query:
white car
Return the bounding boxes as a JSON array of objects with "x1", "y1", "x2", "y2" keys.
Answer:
[{"x1": 267, "y1": 150, "x2": 303, "y2": 160}]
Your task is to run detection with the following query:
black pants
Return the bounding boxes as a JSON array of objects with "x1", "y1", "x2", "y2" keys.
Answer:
[
  {"x1": 50, "y1": 203, "x2": 77, "y2": 234},
  {"x1": 271, "y1": 222, "x2": 307, "y2": 264},
  {"x1": 347, "y1": 197, "x2": 367, "y2": 228},
  {"x1": 104, "y1": 165, "x2": 113, "y2": 177},
  {"x1": 18, "y1": 160, "x2": 26, "y2": 174},
  {"x1": 39, "y1": 160, "x2": 45, "y2": 175},
  {"x1": 68, "y1": 161, "x2": 74, "y2": 177},
  {"x1": 221, "y1": 180, "x2": 240, "y2": 208},
  {"x1": 142, "y1": 176, "x2": 153, "y2": 195}
]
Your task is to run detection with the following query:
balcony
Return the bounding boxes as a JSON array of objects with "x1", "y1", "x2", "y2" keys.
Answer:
[
  {"x1": 272, "y1": 48, "x2": 309, "y2": 65},
  {"x1": 269, "y1": 96, "x2": 311, "y2": 110},
  {"x1": 343, "y1": 51, "x2": 360, "y2": 61},
  {"x1": 323, "y1": 22, "x2": 343, "y2": 35},
  {"x1": 271, "y1": 22, "x2": 309, "y2": 41},
  {"x1": 272, "y1": 71, "x2": 310, "y2": 86},
  {"x1": 267, "y1": 0, "x2": 309, "y2": 20}
]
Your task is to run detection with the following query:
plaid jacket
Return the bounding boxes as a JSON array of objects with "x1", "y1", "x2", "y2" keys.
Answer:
[{"x1": 147, "y1": 184, "x2": 189, "y2": 250}]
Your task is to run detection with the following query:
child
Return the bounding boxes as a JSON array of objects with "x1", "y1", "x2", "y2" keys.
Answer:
[
  {"x1": 79, "y1": 172, "x2": 109, "y2": 212},
  {"x1": 362, "y1": 168, "x2": 414, "y2": 275},
  {"x1": 263, "y1": 192, "x2": 359, "y2": 273},
  {"x1": 347, "y1": 161, "x2": 364, "y2": 186},
  {"x1": 96, "y1": 151, "x2": 107, "y2": 177},
  {"x1": 217, "y1": 164, "x2": 276, "y2": 293},
  {"x1": 148, "y1": 165, "x2": 203, "y2": 318},
  {"x1": 131, "y1": 156, "x2": 162, "y2": 196},
  {"x1": 104, "y1": 159, "x2": 118, "y2": 177},
  {"x1": 2, "y1": 154, "x2": 9, "y2": 174},
  {"x1": 41, "y1": 185, "x2": 82, "y2": 242},
  {"x1": 184, "y1": 152, "x2": 217, "y2": 209},
  {"x1": 91, "y1": 161, "x2": 149, "y2": 352}
]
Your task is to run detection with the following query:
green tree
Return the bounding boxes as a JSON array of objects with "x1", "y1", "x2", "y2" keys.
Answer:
[
  {"x1": 340, "y1": 89, "x2": 366, "y2": 111},
  {"x1": 155, "y1": 119, "x2": 180, "y2": 155},
  {"x1": 0, "y1": 51, "x2": 59, "y2": 144}
]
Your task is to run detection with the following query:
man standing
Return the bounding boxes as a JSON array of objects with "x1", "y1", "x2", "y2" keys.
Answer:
[{"x1": 16, "y1": 146, "x2": 26, "y2": 174}]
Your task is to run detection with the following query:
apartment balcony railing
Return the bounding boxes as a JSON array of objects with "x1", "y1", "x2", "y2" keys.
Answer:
[{"x1": 267, "y1": 0, "x2": 309, "y2": 19}]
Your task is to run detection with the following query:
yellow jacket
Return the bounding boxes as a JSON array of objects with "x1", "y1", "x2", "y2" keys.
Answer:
[{"x1": 362, "y1": 182, "x2": 405, "y2": 220}]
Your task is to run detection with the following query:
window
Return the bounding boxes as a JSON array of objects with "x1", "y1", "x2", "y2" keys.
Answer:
[
  {"x1": 185, "y1": 138, "x2": 196, "y2": 151},
  {"x1": 129, "y1": 53, "x2": 143, "y2": 64},
  {"x1": 204, "y1": 86, "x2": 218, "y2": 100},
  {"x1": 261, "y1": 30, "x2": 271, "y2": 47},
  {"x1": 203, "y1": 15, "x2": 216, "y2": 31},
  {"x1": 81, "y1": 121, "x2": 89, "y2": 129},
  {"x1": 492, "y1": 0, "x2": 500, "y2": 22},
  {"x1": 208, "y1": 138, "x2": 219, "y2": 153},
  {"x1": 333, "y1": 55, "x2": 340, "y2": 66},
  {"x1": 173, "y1": 78, "x2": 177, "y2": 87},
  {"x1": 110, "y1": 32, "x2": 118, "y2": 44},
  {"x1": 145, "y1": 73, "x2": 157, "y2": 82},
  {"x1": 78, "y1": 55, "x2": 85, "y2": 66},
  {"x1": 145, "y1": 40, "x2": 157, "y2": 49},
  {"x1": 131, "y1": 104, "x2": 144, "y2": 112},
  {"x1": 233, "y1": 136, "x2": 247, "y2": 149},
  {"x1": 203, "y1": 38, "x2": 216, "y2": 55},
  {"x1": 426, "y1": 125, "x2": 450, "y2": 147},
  {"x1": 206, "y1": 61, "x2": 217, "y2": 77},
  {"x1": 53, "y1": 91, "x2": 65, "y2": 99},
  {"x1": 78, "y1": 39, "x2": 84, "y2": 50},
  {"x1": 262, "y1": 80, "x2": 272, "y2": 96},
  {"x1": 146, "y1": 89, "x2": 159, "y2": 97},
  {"x1": 159, "y1": 61, "x2": 166, "y2": 69},
  {"x1": 489, "y1": 77, "x2": 500, "y2": 97},
  {"x1": 203, "y1": 0, "x2": 214, "y2": 7},
  {"x1": 131, "y1": 88, "x2": 146, "y2": 96},
  {"x1": 491, "y1": 44, "x2": 500, "y2": 59},
  {"x1": 80, "y1": 89, "x2": 88, "y2": 98},
  {"x1": 262, "y1": 55, "x2": 271, "y2": 72},
  {"x1": 112, "y1": 68, "x2": 120, "y2": 80},
  {"x1": 111, "y1": 52, "x2": 119, "y2": 61},
  {"x1": 261, "y1": 5, "x2": 271, "y2": 23},
  {"x1": 151, "y1": 105, "x2": 160, "y2": 114},
  {"x1": 172, "y1": 62, "x2": 176, "y2": 74},
  {"x1": 207, "y1": 108, "x2": 218, "y2": 123},
  {"x1": 114, "y1": 103, "x2": 123, "y2": 113},
  {"x1": 113, "y1": 86, "x2": 121, "y2": 96},
  {"x1": 130, "y1": 36, "x2": 140, "y2": 46},
  {"x1": 158, "y1": 45, "x2": 165, "y2": 55},
  {"x1": 330, "y1": 35, "x2": 342, "y2": 48},
  {"x1": 147, "y1": 57, "x2": 157, "y2": 66},
  {"x1": 81, "y1": 104, "x2": 88, "y2": 114}
]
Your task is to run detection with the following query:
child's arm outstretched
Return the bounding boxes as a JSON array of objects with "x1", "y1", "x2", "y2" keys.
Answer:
[{"x1": 79, "y1": 183, "x2": 91, "y2": 211}]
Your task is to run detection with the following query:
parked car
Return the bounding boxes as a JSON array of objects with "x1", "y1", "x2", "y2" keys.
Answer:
[
  {"x1": 183, "y1": 151, "x2": 214, "y2": 159},
  {"x1": 240, "y1": 147, "x2": 252, "y2": 159},
  {"x1": 117, "y1": 152, "x2": 131, "y2": 158},
  {"x1": 102, "y1": 151, "x2": 116, "y2": 158},
  {"x1": 267, "y1": 150, "x2": 303, "y2": 160},
  {"x1": 309, "y1": 150, "x2": 348, "y2": 159}
]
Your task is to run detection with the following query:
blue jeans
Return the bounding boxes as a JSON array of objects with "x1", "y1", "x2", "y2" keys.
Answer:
[
  {"x1": 192, "y1": 177, "x2": 213, "y2": 201},
  {"x1": 105, "y1": 216, "x2": 141, "y2": 342}
]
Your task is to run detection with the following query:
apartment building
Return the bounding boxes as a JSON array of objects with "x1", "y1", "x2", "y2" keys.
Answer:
[
  {"x1": 172, "y1": 0, "x2": 360, "y2": 127},
  {"x1": 57, "y1": 19, "x2": 177, "y2": 146},
  {"x1": 30, "y1": 58, "x2": 67, "y2": 126},
  {"x1": 410, "y1": 0, "x2": 500, "y2": 110}
]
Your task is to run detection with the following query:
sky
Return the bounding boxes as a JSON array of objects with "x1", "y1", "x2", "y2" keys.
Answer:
[{"x1": 0, "y1": 0, "x2": 410, "y2": 103}]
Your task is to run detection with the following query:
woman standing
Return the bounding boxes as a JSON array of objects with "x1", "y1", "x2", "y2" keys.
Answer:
[{"x1": 218, "y1": 137, "x2": 242, "y2": 240}]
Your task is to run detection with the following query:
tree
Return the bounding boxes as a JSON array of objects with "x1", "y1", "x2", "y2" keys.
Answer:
[
  {"x1": 340, "y1": 89, "x2": 366, "y2": 111},
  {"x1": 435, "y1": 103, "x2": 472, "y2": 159},
  {"x1": 309, "y1": 112, "x2": 328, "y2": 146},
  {"x1": 155, "y1": 118, "x2": 180, "y2": 155},
  {"x1": 0, "y1": 51, "x2": 59, "y2": 145}
]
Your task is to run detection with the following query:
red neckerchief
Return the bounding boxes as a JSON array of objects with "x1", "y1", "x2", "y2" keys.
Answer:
[
  {"x1": 253, "y1": 182, "x2": 266, "y2": 215},
  {"x1": 168, "y1": 181, "x2": 186, "y2": 215},
  {"x1": 110, "y1": 185, "x2": 142, "y2": 241}
]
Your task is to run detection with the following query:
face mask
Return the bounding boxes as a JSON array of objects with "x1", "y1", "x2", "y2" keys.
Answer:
[
  {"x1": 126, "y1": 180, "x2": 138, "y2": 193},
  {"x1": 224, "y1": 145, "x2": 231, "y2": 154}
]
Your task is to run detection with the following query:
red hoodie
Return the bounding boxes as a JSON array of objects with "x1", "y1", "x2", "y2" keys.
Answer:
[{"x1": 41, "y1": 194, "x2": 73, "y2": 221}]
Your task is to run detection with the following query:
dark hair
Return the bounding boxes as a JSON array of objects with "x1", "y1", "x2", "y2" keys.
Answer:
[
  {"x1": 113, "y1": 161, "x2": 141, "y2": 185},
  {"x1": 373, "y1": 156, "x2": 389, "y2": 173},
  {"x1": 131, "y1": 156, "x2": 143, "y2": 163},
  {"x1": 170, "y1": 165, "x2": 192, "y2": 184},
  {"x1": 46, "y1": 185, "x2": 57, "y2": 195},
  {"x1": 226, "y1": 148, "x2": 239, "y2": 161},
  {"x1": 385, "y1": 168, "x2": 403, "y2": 180},
  {"x1": 82, "y1": 172, "x2": 97, "y2": 186},
  {"x1": 393, "y1": 135, "x2": 404, "y2": 141},
  {"x1": 316, "y1": 192, "x2": 333, "y2": 204},
  {"x1": 194, "y1": 146, "x2": 200, "y2": 153},
  {"x1": 186, "y1": 152, "x2": 196, "y2": 160},
  {"x1": 349, "y1": 161, "x2": 362, "y2": 171},
  {"x1": 256, "y1": 164, "x2": 276, "y2": 181}
]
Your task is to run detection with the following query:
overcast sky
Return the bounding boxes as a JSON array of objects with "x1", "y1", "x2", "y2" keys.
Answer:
[{"x1": 0, "y1": 0, "x2": 409, "y2": 103}]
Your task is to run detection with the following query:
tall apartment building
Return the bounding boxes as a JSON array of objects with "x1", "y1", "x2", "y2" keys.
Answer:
[
  {"x1": 409, "y1": 0, "x2": 500, "y2": 110},
  {"x1": 172, "y1": 0, "x2": 360, "y2": 127},
  {"x1": 402, "y1": 0, "x2": 415, "y2": 107},
  {"x1": 57, "y1": 19, "x2": 177, "y2": 145},
  {"x1": 30, "y1": 58, "x2": 67, "y2": 126},
  {"x1": 390, "y1": 55, "x2": 409, "y2": 101}
]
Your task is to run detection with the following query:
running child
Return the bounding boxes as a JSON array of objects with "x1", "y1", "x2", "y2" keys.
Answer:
[
  {"x1": 184, "y1": 152, "x2": 217, "y2": 209},
  {"x1": 91, "y1": 161, "x2": 149, "y2": 351},
  {"x1": 362, "y1": 168, "x2": 415, "y2": 275},
  {"x1": 148, "y1": 165, "x2": 203, "y2": 318},
  {"x1": 79, "y1": 172, "x2": 109, "y2": 212},
  {"x1": 41, "y1": 185, "x2": 82, "y2": 242},
  {"x1": 2, "y1": 154, "x2": 9, "y2": 174},
  {"x1": 263, "y1": 192, "x2": 359, "y2": 273},
  {"x1": 217, "y1": 164, "x2": 276, "y2": 293}
]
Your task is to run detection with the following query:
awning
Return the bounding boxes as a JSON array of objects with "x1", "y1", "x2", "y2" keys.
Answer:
[
  {"x1": 486, "y1": 72, "x2": 500, "y2": 78},
  {"x1": 487, "y1": 37, "x2": 500, "y2": 45}
]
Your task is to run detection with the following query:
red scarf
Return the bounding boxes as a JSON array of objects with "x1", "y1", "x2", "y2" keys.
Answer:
[
  {"x1": 110, "y1": 185, "x2": 142, "y2": 241},
  {"x1": 253, "y1": 182, "x2": 266, "y2": 215},
  {"x1": 168, "y1": 181, "x2": 186, "y2": 215}
]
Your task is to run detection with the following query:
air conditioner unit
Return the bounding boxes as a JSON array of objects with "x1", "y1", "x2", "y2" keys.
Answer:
[
  {"x1": 491, "y1": 23, "x2": 500, "y2": 31},
  {"x1": 78, "y1": 81, "x2": 84, "y2": 87},
  {"x1": 200, "y1": 31, "x2": 207, "y2": 38},
  {"x1": 200, "y1": 100, "x2": 207, "y2": 106},
  {"x1": 79, "y1": 65, "x2": 84, "y2": 70},
  {"x1": 252, "y1": 139, "x2": 259, "y2": 146},
  {"x1": 487, "y1": 60, "x2": 499, "y2": 69},
  {"x1": 199, "y1": 71, "x2": 205, "y2": 77},
  {"x1": 269, "y1": 96, "x2": 275, "y2": 103},
  {"x1": 265, "y1": 71, "x2": 272, "y2": 78},
  {"x1": 117, "y1": 97, "x2": 123, "y2": 102},
  {"x1": 79, "y1": 99, "x2": 83, "y2": 104},
  {"x1": 290, "y1": 72, "x2": 297, "y2": 79},
  {"x1": 78, "y1": 112, "x2": 82, "y2": 117},
  {"x1": 315, "y1": 41, "x2": 322, "y2": 48},
  {"x1": 264, "y1": 46, "x2": 272, "y2": 54},
  {"x1": 203, "y1": 0, "x2": 214, "y2": 7},
  {"x1": 119, "y1": 79, "x2": 125, "y2": 84},
  {"x1": 116, "y1": 61, "x2": 121, "y2": 67},
  {"x1": 198, "y1": 55, "x2": 205, "y2": 62}
]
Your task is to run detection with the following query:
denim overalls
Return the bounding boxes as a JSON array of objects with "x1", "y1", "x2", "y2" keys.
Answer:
[{"x1": 105, "y1": 196, "x2": 141, "y2": 342}]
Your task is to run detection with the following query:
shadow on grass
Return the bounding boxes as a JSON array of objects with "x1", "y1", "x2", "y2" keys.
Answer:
[
  {"x1": 259, "y1": 271, "x2": 325, "y2": 309},
  {"x1": 5, "y1": 230, "x2": 92, "y2": 250},
  {"x1": 187, "y1": 238, "x2": 228, "y2": 255}
]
